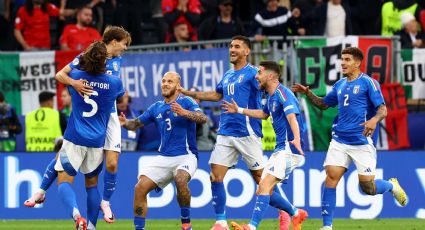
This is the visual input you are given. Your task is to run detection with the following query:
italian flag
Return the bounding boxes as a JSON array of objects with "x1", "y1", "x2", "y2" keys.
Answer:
[
  {"x1": 401, "y1": 49, "x2": 425, "y2": 99},
  {"x1": 0, "y1": 51, "x2": 78, "y2": 115}
]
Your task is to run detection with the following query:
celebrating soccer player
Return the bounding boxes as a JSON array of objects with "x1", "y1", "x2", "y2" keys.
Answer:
[
  {"x1": 178, "y1": 35, "x2": 294, "y2": 230},
  {"x1": 222, "y1": 61, "x2": 308, "y2": 230},
  {"x1": 54, "y1": 41, "x2": 125, "y2": 230},
  {"x1": 119, "y1": 72, "x2": 207, "y2": 230},
  {"x1": 292, "y1": 47, "x2": 408, "y2": 230},
  {"x1": 25, "y1": 26, "x2": 131, "y2": 224}
]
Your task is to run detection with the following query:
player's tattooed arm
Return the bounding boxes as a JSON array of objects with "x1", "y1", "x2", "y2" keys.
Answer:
[
  {"x1": 171, "y1": 102, "x2": 207, "y2": 124},
  {"x1": 177, "y1": 86, "x2": 223, "y2": 102},
  {"x1": 373, "y1": 104, "x2": 387, "y2": 122},
  {"x1": 292, "y1": 83, "x2": 329, "y2": 110},
  {"x1": 305, "y1": 90, "x2": 329, "y2": 110},
  {"x1": 361, "y1": 104, "x2": 387, "y2": 137},
  {"x1": 184, "y1": 111, "x2": 208, "y2": 124}
]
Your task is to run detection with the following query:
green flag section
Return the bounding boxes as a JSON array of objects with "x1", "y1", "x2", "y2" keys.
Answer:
[
  {"x1": 401, "y1": 49, "x2": 425, "y2": 99},
  {"x1": 0, "y1": 53, "x2": 21, "y2": 115},
  {"x1": 295, "y1": 36, "x2": 394, "y2": 150},
  {"x1": 0, "y1": 51, "x2": 78, "y2": 115}
]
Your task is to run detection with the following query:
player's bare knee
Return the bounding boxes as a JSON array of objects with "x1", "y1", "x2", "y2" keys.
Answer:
[
  {"x1": 174, "y1": 177, "x2": 189, "y2": 189},
  {"x1": 359, "y1": 181, "x2": 376, "y2": 195},
  {"x1": 106, "y1": 160, "x2": 118, "y2": 173},
  {"x1": 210, "y1": 172, "x2": 224, "y2": 182}
]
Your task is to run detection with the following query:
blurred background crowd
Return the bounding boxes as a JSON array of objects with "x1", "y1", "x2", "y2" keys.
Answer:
[{"x1": 0, "y1": 0, "x2": 425, "y2": 51}]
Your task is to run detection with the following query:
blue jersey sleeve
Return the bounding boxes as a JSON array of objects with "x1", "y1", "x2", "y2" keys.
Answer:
[
  {"x1": 68, "y1": 55, "x2": 82, "y2": 70},
  {"x1": 138, "y1": 103, "x2": 155, "y2": 125},
  {"x1": 216, "y1": 79, "x2": 224, "y2": 94},
  {"x1": 183, "y1": 97, "x2": 202, "y2": 112},
  {"x1": 115, "y1": 79, "x2": 125, "y2": 99},
  {"x1": 277, "y1": 88, "x2": 298, "y2": 116},
  {"x1": 323, "y1": 84, "x2": 339, "y2": 107},
  {"x1": 366, "y1": 78, "x2": 385, "y2": 108},
  {"x1": 262, "y1": 102, "x2": 269, "y2": 114}
]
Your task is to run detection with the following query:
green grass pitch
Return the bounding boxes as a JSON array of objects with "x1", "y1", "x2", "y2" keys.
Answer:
[{"x1": 0, "y1": 219, "x2": 423, "y2": 230}]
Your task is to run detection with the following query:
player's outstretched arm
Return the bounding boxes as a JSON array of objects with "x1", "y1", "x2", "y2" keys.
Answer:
[
  {"x1": 170, "y1": 102, "x2": 208, "y2": 124},
  {"x1": 221, "y1": 99, "x2": 269, "y2": 119},
  {"x1": 55, "y1": 65, "x2": 93, "y2": 96},
  {"x1": 292, "y1": 83, "x2": 329, "y2": 110},
  {"x1": 177, "y1": 86, "x2": 222, "y2": 102},
  {"x1": 360, "y1": 104, "x2": 387, "y2": 137},
  {"x1": 287, "y1": 113, "x2": 304, "y2": 155},
  {"x1": 119, "y1": 112, "x2": 144, "y2": 130}
]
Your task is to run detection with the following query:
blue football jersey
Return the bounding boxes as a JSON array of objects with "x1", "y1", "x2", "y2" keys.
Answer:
[
  {"x1": 263, "y1": 84, "x2": 306, "y2": 155},
  {"x1": 216, "y1": 64, "x2": 262, "y2": 137},
  {"x1": 323, "y1": 73, "x2": 385, "y2": 145},
  {"x1": 68, "y1": 54, "x2": 122, "y2": 113},
  {"x1": 138, "y1": 94, "x2": 201, "y2": 157},
  {"x1": 64, "y1": 69, "x2": 125, "y2": 147},
  {"x1": 69, "y1": 55, "x2": 122, "y2": 77}
]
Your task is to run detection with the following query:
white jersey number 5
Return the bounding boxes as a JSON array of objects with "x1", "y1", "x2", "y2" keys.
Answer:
[{"x1": 83, "y1": 91, "x2": 99, "y2": 117}]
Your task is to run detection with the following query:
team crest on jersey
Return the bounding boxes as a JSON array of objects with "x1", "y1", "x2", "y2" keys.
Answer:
[
  {"x1": 223, "y1": 77, "x2": 229, "y2": 84},
  {"x1": 338, "y1": 89, "x2": 342, "y2": 95},
  {"x1": 238, "y1": 75, "x2": 244, "y2": 83},
  {"x1": 353, "y1": 85, "x2": 360, "y2": 94},
  {"x1": 113, "y1": 62, "x2": 118, "y2": 71}
]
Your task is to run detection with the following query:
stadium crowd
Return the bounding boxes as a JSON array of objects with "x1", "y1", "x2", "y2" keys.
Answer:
[{"x1": 1, "y1": 0, "x2": 425, "y2": 51}]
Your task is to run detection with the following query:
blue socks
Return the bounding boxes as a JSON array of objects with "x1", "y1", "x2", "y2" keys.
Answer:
[
  {"x1": 211, "y1": 182, "x2": 226, "y2": 221},
  {"x1": 86, "y1": 186, "x2": 101, "y2": 227},
  {"x1": 181, "y1": 206, "x2": 191, "y2": 224},
  {"x1": 134, "y1": 216, "x2": 145, "y2": 230},
  {"x1": 375, "y1": 179, "x2": 393, "y2": 194},
  {"x1": 40, "y1": 159, "x2": 58, "y2": 191},
  {"x1": 58, "y1": 182, "x2": 79, "y2": 219},
  {"x1": 103, "y1": 170, "x2": 117, "y2": 201},
  {"x1": 249, "y1": 195, "x2": 270, "y2": 228},
  {"x1": 270, "y1": 187, "x2": 296, "y2": 216},
  {"x1": 322, "y1": 187, "x2": 336, "y2": 227}
]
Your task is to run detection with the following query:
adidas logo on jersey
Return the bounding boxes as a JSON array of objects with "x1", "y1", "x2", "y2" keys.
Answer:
[
  {"x1": 252, "y1": 162, "x2": 260, "y2": 168},
  {"x1": 156, "y1": 114, "x2": 162, "y2": 119},
  {"x1": 182, "y1": 165, "x2": 189, "y2": 170},
  {"x1": 269, "y1": 166, "x2": 274, "y2": 172},
  {"x1": 114, "y1": 143, "x2": 121, "y2": 148},
  {"x1": 364, "y1": 168, "x2": 372, "y2": 173},
  {"x1": 254, "y1": 206, "x2": 262, "y2": 211},
  {"x1": 322, "y1": 210, "x2": 329, "y2": 215}
]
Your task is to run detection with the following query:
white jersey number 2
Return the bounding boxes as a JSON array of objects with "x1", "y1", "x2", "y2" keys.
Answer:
[
  {"x1": 83, "y1": 91, "x2": 99, "y2": 117},
  {"x1": 343, "y1": 94, "x2": 349, "y2": 106}
]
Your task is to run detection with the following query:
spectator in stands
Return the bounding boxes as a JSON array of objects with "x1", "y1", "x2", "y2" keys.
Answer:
[
  {"x1": 170, "y1": 22, "x2": 196, "y2": 51},
  {"x1": 287, "y1": 3, "x2": 306, "y2": 35},
  {"x1": 0, "y1": 92, "x2": 22, "y2": 152},
  {"x1": 25, "y1": 91, "x2": 67, "y2": 152},
  {"x1": 59, "y1": 5, "x2": 101, "y2": 51},
  {"x1": 305, "y1": 0, "x2": 352, "y2": 37},
  {"x1": 251, "y1": 0, "x2": 295, "y2": 42},
  {"x1": 380, "y1": 0, "x2": 419, "y2": 36},
  {"x1": 60, "y1": 88, "x2": 72, "y2": 118},
  {"x1": 198, "y1": 0, "x2": 245, "y2": 40},
  {"x1": 117, "y1": 91, "x2": 141, "y2": 151},
  {"x1": 14, "y1": 0, "x2": 74, "y2": 51},
  {"x1": 162, "y1": 0, "x2": 201, "y2": 42},
  {"x1": 189, "y1": 87, "x2": 216, "y2": 151},
  {"x1": 398, "y1": 12, "x2": 425, "y2": 49}
]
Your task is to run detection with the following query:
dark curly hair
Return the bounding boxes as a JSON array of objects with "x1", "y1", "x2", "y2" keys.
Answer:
[{"x1": 79, "y1": 41, "x2": 107, "y2": 75}]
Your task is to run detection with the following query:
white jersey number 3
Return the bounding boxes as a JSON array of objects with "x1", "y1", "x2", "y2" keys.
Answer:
[{"x1": 83, "y1": 91, "x2": 99, "y2": 117}]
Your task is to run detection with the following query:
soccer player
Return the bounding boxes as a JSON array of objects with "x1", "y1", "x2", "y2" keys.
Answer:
[
  {"x1": 54, "y1": 41, "x2": 124, "y2": 230},
  {"x1": 24, "y1": 26, "x2": 131, "y2": 224},
  {"x1": 178, "y1": 35, "x2": 293, "y2": 230},
  {"x1": 222, "y1": 61, "x2": 308, "y2": 230},
  {"x1": 292, "y1": 47, "x2": 408, "y2": 230},
  {"x1": 119, "y1": 72, "x2": 207, "y2": 230}
]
